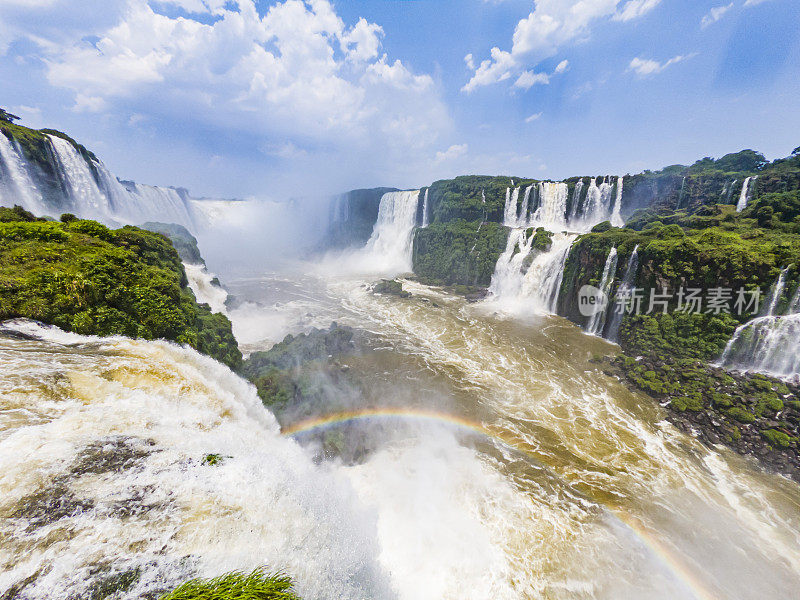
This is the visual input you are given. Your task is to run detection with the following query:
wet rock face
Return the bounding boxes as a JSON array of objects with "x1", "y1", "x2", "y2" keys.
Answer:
[
  {"x1": 7, "y1": 436, "x2": 160, "y2": 531},
  {"x1": 609, "y1": 355, "x2": 800, "y2": 482}
]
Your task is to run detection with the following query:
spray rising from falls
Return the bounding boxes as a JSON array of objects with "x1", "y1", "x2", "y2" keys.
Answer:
[
  {"x1": 586, "y1": 247, "x2": 619, "y2": 336},
  {"x1": 360, "y1": 191, "x2": 420, "y2": 274},
  {"x1": 719, "y1": 270, "x2": 800, "y2": 381}
]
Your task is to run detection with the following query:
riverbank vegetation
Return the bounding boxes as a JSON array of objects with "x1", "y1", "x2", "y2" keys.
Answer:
[{"x1": 0, "y1": 206, "x2": 241, "y2": 368}]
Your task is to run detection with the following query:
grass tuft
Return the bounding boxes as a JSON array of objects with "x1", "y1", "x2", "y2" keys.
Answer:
[{"x1": 159, "y1": 569, "x2": 300, "y2": 600}]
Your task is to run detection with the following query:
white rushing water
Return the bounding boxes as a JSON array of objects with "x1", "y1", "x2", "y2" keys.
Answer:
[
  {"x1": 0, "y1": 320, "x2": 393, "y2": 600},
  {"x1": 606, "y1": 245, "x2": 639, "y2": 343},
  {"x1": 184, "y1": 262, "x2": 229, "y2": 314},
  {"x1": 359, "y1": 191, "x2": 421, "y2": 274},
  {"x1": 0, "y1": 133, "x2": 198, "y2": 228},
  {"x1": 719, "y1": 270, "x2": 800, "y2": 380},
  {"x1": 487, "y1": 176, "x2": 622, "y2": 316},
  {"x1": 48, "y1": 135, "x2": 112, "y2": 218},
  {"x1": 610, "y1": 177, "x2": 624, "y2": 227},
  {"x1": 421, "y1": 188, "x2": 430, "y2": 227},
  {"x1": 585, "y1": 247, "x2": 618, "y2": 336},
  {"x1": 736, "y1": 177, "x2": 756, "y2": 212},
  {"x1": 0, "y1": 133, "x2": 47, "y2": 214}
]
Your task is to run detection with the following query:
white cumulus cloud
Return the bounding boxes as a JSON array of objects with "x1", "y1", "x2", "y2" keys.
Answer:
[
  {"x1": 627, "y1": 54, "x2": 693, "y2": 77},
  {"x1": 463, "y1": 0, "x2": 660, "y2": 92}
]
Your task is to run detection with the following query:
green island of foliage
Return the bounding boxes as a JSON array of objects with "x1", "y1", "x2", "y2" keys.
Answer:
[
  {"x1": 159, "y1": 569, "x2": 300, "y2": 600},
  {"x1": 412, "y1": 219, "x2": 508, "y2": 287},
  {"x1": 0, "y1": 206, "x2": 241, "y2": 369}
]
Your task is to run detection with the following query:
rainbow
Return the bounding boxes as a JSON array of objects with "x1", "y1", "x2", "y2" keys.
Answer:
[{"x1": 283, "y1": 408, "x2": 720, "y2": 600}]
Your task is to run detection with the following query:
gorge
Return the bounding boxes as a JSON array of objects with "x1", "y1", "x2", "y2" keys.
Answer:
[{"x1": 2, "y1": 114, "x2": 800, "y2": 600}]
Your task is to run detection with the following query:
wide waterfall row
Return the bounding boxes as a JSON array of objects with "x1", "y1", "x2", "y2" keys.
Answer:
[
  {"x1": 0, "y1": 132, "x2": 198, "y2": 229},
  {"x1": 719, "y1": 270, "x2": 800, "y2": 381},
  {"x1": 362, "y1": 190, "x2": 420, "y2": 273},
  {"x1": 489, "y1": 176, "x2": 624, "y2": 314},
  {"x1": 501, "y1": 177, "x2": 622, "y2": 232}
]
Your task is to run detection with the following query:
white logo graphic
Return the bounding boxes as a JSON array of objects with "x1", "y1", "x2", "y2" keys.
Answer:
[{"x1": 578, "y1": 285, "x2": 608, "y2": 317}]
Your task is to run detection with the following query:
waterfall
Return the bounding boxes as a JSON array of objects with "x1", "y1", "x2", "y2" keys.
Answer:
[
  {"x1": 421, "y1": 188, "x2": 430, "y2": 227},
  {"x1": 362, "y1": 190, "x2": 421, "y2": 273},
  {"x1": 719, "y1": 314, "x2": 800, "y2": 381},
  {"x1": 0, "y1": 133, "x2": 198, "y2": 229},
  {"x1": 610, "y1": 177, "x2": 624, "y2": 227},
  {"x1": 568, "y1": 179, "x2": 584, "y2": 222},
  {"x1": 581, "y1": 178, "x2": 614, "y2": 228},
  {"x1": 0, "y1": 133, "x2": 47, "y2": 214},
  {"x1": 502, "y1": 187, "x2": 520, "y2": 226},
  {"x1": 586, "y1": 247, "x2": 618, "y2": 336},
  {"x1": 530, "y1": 182, "x2": 568, "y2": 229},
  {"x1": 676, "y1": 176, "x2": 686, "y2": 209},
  {"x1": 184, "y1": 263, "x2": 229, "y2": 314},
  {"x1": 488, "y1": 228, "x2": 536, "y2": 299},
  {"x1": 606, "y1": 245, "x2": 639, "y2": 343},
  {"x1": 520, "y1": 233, "x2": 576, "y2": 313},
  {"x1": 719, "y1": 269, "x2": 800, "y2": 381},
  {"x1": 48, "y1": 135, "x2": 112, "y2": 217},
  {"x1": 518, "y1": 185, "x2": 533, "y2": 227},
  {"x1": 725, "y1": 179, "x2": 737, "y2": 204},
  {"x1": 762, "y1": 268, "x2": 788, "y2": 317},
  {"x1": 736, "y1": 177, "x2": 756, "y2": 212}
]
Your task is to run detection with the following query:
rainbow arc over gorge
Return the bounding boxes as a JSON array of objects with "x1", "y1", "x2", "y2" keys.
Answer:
[{"x1": 283, "y1": 407, "x2": 721, "y2": 600}]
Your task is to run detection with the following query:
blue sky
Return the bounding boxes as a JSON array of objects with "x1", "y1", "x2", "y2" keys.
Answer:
[{"x1": 0, "y1": 0, "x2": 798, "y2": 199}]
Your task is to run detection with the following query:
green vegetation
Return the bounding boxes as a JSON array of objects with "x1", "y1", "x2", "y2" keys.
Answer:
[
  {"x1": 142, "y1": 222, "x2": 205, "y2": 265},
  {"x1": 372, "y1": 279, "x2": 410, "y2": 297},
  {"x1": 1, "y1": 116, "x2": 98, "y2": 171},
  {"x1": 412, "y1": 220, "x2": 507, "y2": 287},
  {"x1": 0, "y1": 207, "x2": 241, "y2": 368},
  {"x1": 159, "y1": 569, "x2": 300, "y2": 600},
  {"x1": 241, "y1": 323, "x2": 355, "y2": 412}
]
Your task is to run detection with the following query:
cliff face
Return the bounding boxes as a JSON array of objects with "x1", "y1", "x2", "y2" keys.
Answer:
[{"x1": 324, "y1": 187, "x2": 399, "y2": 249}]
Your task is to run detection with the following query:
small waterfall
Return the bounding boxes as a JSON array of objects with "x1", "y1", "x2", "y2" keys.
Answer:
[
  {"x1": 502, "y1": 187, "x2": 520, "y2": 226},
  {"x1": 518, "y1": 185, "x2": 533, "y2": 227},
  {"x1": 568, "y1": 179, "x2": 584, "y2": 222},
  {"x1": 719, "y1": 269, "x2": 800, "y2": 380},
  {"x1": 719, "y1": 314, "x2": 800, "y2": 381},
  {"x1": 762, "y1": 268, "x2": 788, "y2": 317},
  {"x1": 610, "y1": 177, "x2": 624, "y2": 227},
  {"x1": 421, "y1": 188, "x2": 430, "y2": 227},
  {"x1": 581, "y1": 178, "x2": 614, "y2": 228},
  {"x1": 48, "y1": 135, "x2": 111, "y2": 217},
  {"x1": 586, "y1": 247, "x2": 618, "y2": 336},
  {"x1": 488, "y1": 228, "x2": 536, "y2": 299},
  {"x1": 736, "y1": 177, "x2": 756, "y2": 212},
  {"x1": 725, "y1": 179, "x2": 737, "y2": 204},
  {"x1": 0, "y1": 133, "x2": 46, "y2": 214},
  {"x1": 184, "y1": 263, "x2": 228, "y2": 314},
  {"x1": 362, "y1": 190, "x2": 420, "y2": 273},
  {"x1": 329, "y1": 194, "x2": 349, "y2": 223},
  {"x1": 520, "y1": 233, "x2": 576, "y2": 313},
  {"x1": 606, "y1": 245, "x2": 639, "y2": 342},
  {"x1": 676, "y1": 176, "x2": 686, "y2": 209},
  {"x1": 530, "y1": 182, "x2": 568, "y2": 229}
]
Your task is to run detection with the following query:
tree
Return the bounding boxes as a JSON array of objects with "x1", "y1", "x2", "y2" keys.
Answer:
[{"x1": 0, "y1": 108, "x2": 20, "y2": 123}]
